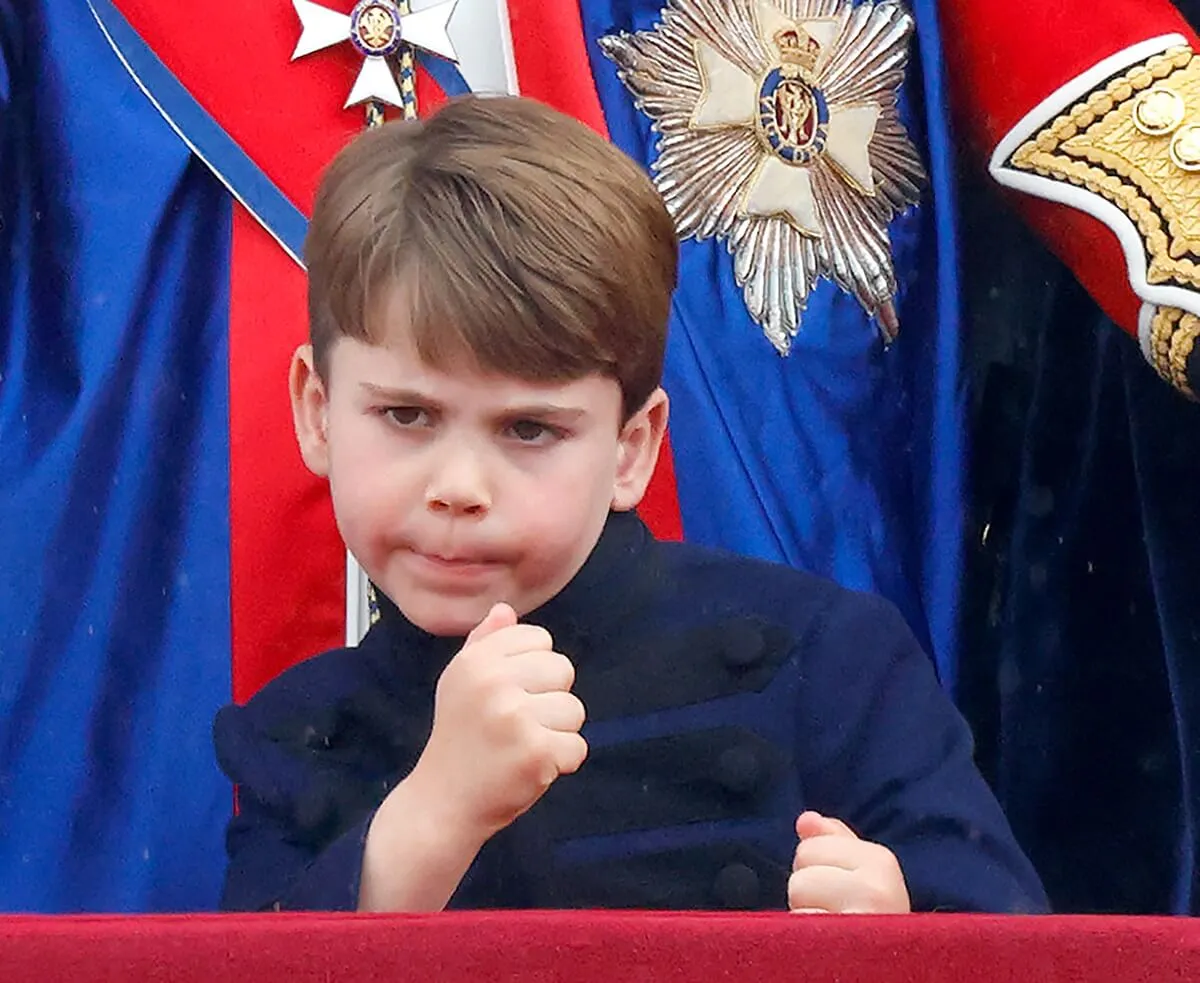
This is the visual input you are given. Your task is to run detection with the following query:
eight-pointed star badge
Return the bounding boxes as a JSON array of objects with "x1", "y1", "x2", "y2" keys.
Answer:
[
  {"x1": 291, "y1": 0, "x2": 459, "y2": 108},
  {"x1": 600, "y1": 0, "x2": 925, "y2": 352}
]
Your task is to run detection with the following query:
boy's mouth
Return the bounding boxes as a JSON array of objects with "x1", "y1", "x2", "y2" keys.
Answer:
[
  {"x1": 426, "y1": 553, "x2": 490, "y2": 566},
  {"x1": 409, "y1": 549, "x2": 505, "y2": 575}
]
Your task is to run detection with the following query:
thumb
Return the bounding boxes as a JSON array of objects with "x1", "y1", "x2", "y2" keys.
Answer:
[
  {"x1": 465, "y1": 602, "x2": 518, "y2": 646},
  {"x1": 795, "y1": 811, "x2": 857, "y2": 841}
]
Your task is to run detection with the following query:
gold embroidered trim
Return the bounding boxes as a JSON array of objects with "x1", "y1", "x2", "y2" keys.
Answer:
[
  {"x1": 1010, "y1": 46, "x2": 1200, "y2": 290},
  {"x1": 1149, "y1": 305, "x2": 1199, "y2": 399}
]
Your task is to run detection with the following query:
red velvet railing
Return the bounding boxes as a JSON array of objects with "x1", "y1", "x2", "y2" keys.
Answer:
[{"x1": 3, "y1": 911, "x2": 1199, "y2": 981}]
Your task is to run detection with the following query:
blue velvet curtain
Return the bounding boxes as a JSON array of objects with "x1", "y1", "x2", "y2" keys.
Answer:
[{"x1": 0, "y1": 0, "x2": 231, "y2": 911}]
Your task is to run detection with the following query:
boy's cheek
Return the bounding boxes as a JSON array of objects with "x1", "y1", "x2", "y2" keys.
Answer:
[{"x1": 330, "y1": 486, "x2": 389, "y2": 560}]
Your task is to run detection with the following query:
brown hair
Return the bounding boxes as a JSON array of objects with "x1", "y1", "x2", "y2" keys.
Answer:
[{"x1": 305, "y1": 94, "x2": 678, "y2": 419}]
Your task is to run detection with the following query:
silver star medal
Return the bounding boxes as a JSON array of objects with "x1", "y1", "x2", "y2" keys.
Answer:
[
  {"x1": 291, "y1": 0, "x2": 459, "y2": 108},
  {"x1": 600, "y1": 0, "x2": 925, "y2": 352}
]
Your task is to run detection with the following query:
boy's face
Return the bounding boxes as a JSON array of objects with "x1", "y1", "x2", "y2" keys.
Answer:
[{"x1": 289, "y1": 323, "x2": 668, "y2": 637}]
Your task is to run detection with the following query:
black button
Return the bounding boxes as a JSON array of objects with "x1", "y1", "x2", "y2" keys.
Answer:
[
  {"x1": 713, "y1": 862, "x2": 760, "y2": 908},
  {"x1": 714, "y1": 744, "x2": 762, "y2": 795},
  {"x1": 720, "y1": 622, "x2": 766, "y2": 669}
]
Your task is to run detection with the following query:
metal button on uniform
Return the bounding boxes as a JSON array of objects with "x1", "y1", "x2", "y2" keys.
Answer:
[
  {"x1": 713, "y1": 862, "x2": 760, "y2": 908},
  {"x1": 714, "y1": 744, "x2": 762, "y2": 795}
]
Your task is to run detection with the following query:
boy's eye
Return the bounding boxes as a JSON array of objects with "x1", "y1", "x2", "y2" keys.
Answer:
[
  {"x1": 507, "y1": 420, "x2": 557, "y2": 443},
  {"x1": 384, "y1": 406, "x2": 430, "y2": 427}
]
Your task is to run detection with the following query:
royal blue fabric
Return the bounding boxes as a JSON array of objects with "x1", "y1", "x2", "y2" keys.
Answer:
[
  {"x1": 578, "y1": 1, "x2": 966, "y2": 689},
  {"x1": 0, "y1": 1, "x2": 231, "y2": 911}
]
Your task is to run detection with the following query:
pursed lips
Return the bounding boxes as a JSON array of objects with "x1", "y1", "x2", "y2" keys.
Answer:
[{"x1": 409, "y1": 548, "x2": 505, "y2": 573}]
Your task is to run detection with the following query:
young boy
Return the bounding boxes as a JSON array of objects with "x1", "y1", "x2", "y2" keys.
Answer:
[{"x1": 214, "y1": 95, "x2": 1047, "y2": 915}]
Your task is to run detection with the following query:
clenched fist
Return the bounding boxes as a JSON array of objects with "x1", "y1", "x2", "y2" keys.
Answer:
[
  {"x1": 360, "y1": 603, "x2": 588, "y2": 911},
  {"x1": 410, "y1": 602, "x2": 588, "y2": 839},
  {"x1": 787, "y1": 811, "x2": 911, "y2": 914}
]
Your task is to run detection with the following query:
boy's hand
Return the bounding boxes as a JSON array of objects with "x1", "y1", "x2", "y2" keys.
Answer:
[
  {"x1": 409, "y1": 602, "x2": 588, "y2": 842},
  {"x1": 787, "y1": 811, "x2": 911, "y2": 914}
]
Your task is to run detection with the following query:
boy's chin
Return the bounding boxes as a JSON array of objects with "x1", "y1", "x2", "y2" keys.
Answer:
[{"x1": 389, "y1": 593, "x2": 500, "y2": 639}]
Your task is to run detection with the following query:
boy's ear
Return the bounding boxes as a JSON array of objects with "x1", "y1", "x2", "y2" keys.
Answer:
[
  {"x1": 612, "y1": 387, "x2": 670, "y2": 512},
  {"x1": 289, "y1": 344, "x2": 331, "y2": 478}
]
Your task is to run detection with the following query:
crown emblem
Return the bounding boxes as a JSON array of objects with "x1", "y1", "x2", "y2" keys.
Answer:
[{"x1": 774, "y1": 26, "x2": 821, "y2": 75}]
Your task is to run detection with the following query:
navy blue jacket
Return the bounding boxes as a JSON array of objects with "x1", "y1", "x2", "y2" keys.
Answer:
[{"x1": 214, "y1": 511, "x2": 1047, "y2": 913}]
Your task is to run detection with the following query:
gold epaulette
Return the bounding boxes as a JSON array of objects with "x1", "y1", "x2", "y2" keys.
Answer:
[{"x1": 999, "y1": 44, "x2": 1200, "y2": 397}]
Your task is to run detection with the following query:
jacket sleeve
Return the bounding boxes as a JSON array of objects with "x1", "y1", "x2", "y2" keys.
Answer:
[
  {"x1": 213, "y1": 701, "x2": 384, "y2": 912},
  {"x1": 221, "y1": 788, "x2": 373, "y2": 911},
  {"x1": 796, "y1": 590, "x2": 1050, "y2": 913},
  {"x1": 940, "y1": 0, "x2": 1200, "y2": 398}
]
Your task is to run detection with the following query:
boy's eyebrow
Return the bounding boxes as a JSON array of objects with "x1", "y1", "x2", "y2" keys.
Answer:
[
  {"x1": 359, "y1": 383, "x2": 588, "y2": 420},
  {"x1": 497, "y1": 404, "x2": 588, "y2": 422},
  {"x1": 359, "y1": 383, "x2": 444, "y2": 408}
]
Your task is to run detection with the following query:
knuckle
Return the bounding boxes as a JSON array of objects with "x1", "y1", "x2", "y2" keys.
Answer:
[
  {"x1": 865, "y1": 841, "x2": 898, "y2": 870},
  {"x1": 560, "y1": 734, "x2": 588, "y2": 773},
  {"x1": 517, "y1": 757, "x2": 554, "y2": 796},
  {"x1": 518, "y1": 625, "x2": 554, "y2": 650},
  {"x1": 792, "y1": 841, "x2": 824, "y2": 869},
  {"x1": 465, "y1": 665, "x2": 506, "y2": 702},
  {"x1": 483, "y1": 693, "x2": 526, "y2": 734},
  {"x1": 551, "y1": 651, "x2": 576, "y2": 688},
  {"x1": 567, "y1": 693, "x2": 586, "y2": 729}
]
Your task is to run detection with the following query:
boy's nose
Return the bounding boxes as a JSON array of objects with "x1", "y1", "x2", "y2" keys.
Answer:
[{"x1": 425, "y1": 448, "x2": 491, "y2": 516}]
